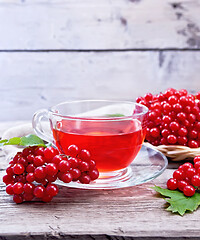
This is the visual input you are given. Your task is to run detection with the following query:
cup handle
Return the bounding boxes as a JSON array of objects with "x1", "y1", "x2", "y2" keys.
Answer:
[{"x1": 32, "y1": 109, "x2": 54, "y2": 144}]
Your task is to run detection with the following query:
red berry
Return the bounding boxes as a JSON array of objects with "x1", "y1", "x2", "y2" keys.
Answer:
[
  {"x1": 89, "y1": 169, "x2": 99, "y2": 180},
  {"x1": 167, "y1": 135, "x2": 177, "y2": 144},
  {"x1": 79, "y1": 173, "x2": 91, "y2": 184},
  {"x1": 173, "y1": 103, "x2": 182, "y2": 113},
  {"x1": 79, "y1": 149, "x2": 91, "y2": 162},
  {"x1": 13, "y1": 163, "x2": 25, "y2": 175},
  {"x1": 196, "y1": 91, "x2": 200, "y2": 100},
  {"x1": 136, "y1": 96, "x2": 143, "y2": 103},
  {"x1": 34, "y1": 166, "x2": 47, "y2": 179},
  {"x1": 23, "y1": 193, "x2": 34, "y2": 201},
  {"x1": 162, "y1": 115, "x2": 172, "y2": 124},
  {"x1": 189, "y1": 130, "x2": 198, "y2": 139},
  {"x1": 78, "y1": 161, "x2": 90, "y2": 172},
  {"x1": 188, "y1": 140, "x2": 198, "y2": 148},
  {"x1": 144, "y1": 93, "x2": 153, "y2": 102},
  {"x1": 34, "y1": 147, "x2": 45, "y2": 156},
  {"x1": 44, "y1": 147, "x2": 57, "y2": 162},
  {"x1": 161, "y1": 129, "x2": 170, "y2": 138},
  {"x1": 46, "y1": 184, "x2": 59, "y2": 197},
  {"x1": 13, "y1": 194, "x2": 23, "y2": 204},
  {"x1": 194, "y1": 156, "x2": 200, "y2": 164},
  {"x1": 168, "y1": 95, "x2": 178, "y2": 105},
  {"x1": 169, "y1": 121, "x2": 180, "y2": 132},
  {"x1": 191, "y1": 175, "x2": 200, "y2": 187},
  {"x1": 23, "y1": 183, "x2": 34, "y2": 194},
  {"x1": 46, "y1": 163, "x2": 58, "y2": 176},
  {"x1": 17, "y1": 157, "x2": 27, "y2": 166},
  {"x1": 178, "y1": 127, "x2": 187, "y2": 137},
  {"x1": 188, "y1": 98, "x2": 195, "y2": 107},
  {"x1": 188, "y1": 114, "x2": 196, "y2": 124},
  {"x1": 164, "y1": 89, "x2": 174, "y2": 98},
  {"x1": 179, "y1": 96, "x2": 188, "y2": 106},
  {"x1": 67, "y1": 145, "x2": 79, "y2": 157},
  {"x1": 6, "y1": 184, "x2": 14, "y2": 195},
  {"x1": 70, "y1": 168, "x2": 81, "y2": 180},
  {"x1": 3, "y1": 174, "x2": 14, "y2": 185},
  {"x1": 60, "y1": 172, "x2": 73, "y2": 183},
  {"x1": 178, "y1": 180, "x2": 188, "y2": 192},
  {"x1": 6, "y1": 166, "x2": 14, "y2": 176},
  {"x1": 68, "y1": 157, "x2": 79, "y2": 168},
  {"x1": 177, "y1": 136, "x2": 187, "y2": 145},
  {"x1": 58, "y1": 160, "x2": 70, "y2": 173},
  {"x1": 173, "y1": 170, "x2": 184, "y2": 181},
  {"x1": 13, "y1": 182, "x2": 24, "y2": 194},
  {"x1": 181, "y1": 162, "x2": 193, "y2": 172},
  {"x1": 88, "y1": 160, "x2": 96, "y2": 170},
  {"x1": 34, "y1": 185, "x2": 45, "y2": 198},
  {"x1": 52, "y1": 155, "x2": 62, "y2": 165},
  {"x1": 177, "y1": 112, "x2": 186, "y2": 122},
  {"x1": 150, "y1": 127, "x2": 160, "y2": 138},
  {"x1": 160, "y1": 137, "x2": 168, "y2": 145},
  {"x1": 13, "y1": 153, "x2": 22, "y2": 163},
  {"x1": 26, "y1": 154, "x2": 35, "y2": 163},
  {"x1": 33, "y1": 156, "x2": 45, "y2": 167},
  {"x1": 194, "y1": 161, "x2": 200, "y2": 170},
  {"x1": 186, "y1": 167, "x2": 196, "y2": 179},
  {"x1": 183, "y1": 185, "x2": 195, "y2": 197},
  {"x1": 26, "y1": 163, "x2": 35, "y2": 173},
  {"x1": 148, "y1": 111, "x2": 157, "y2": 121},
  {"x1": 46, "y1": 174, "x2": 57, "y2": 183},
  {"x1": 26, "y1": 173, "x2": 35, "y2": 183},
  {"x1": 22, "y1": 147, "x2": 33, "y2": 158}
]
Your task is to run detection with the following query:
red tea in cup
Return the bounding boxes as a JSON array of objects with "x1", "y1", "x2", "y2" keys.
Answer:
[
  {"x1": 53, "y1": 119, "x2": 146, "y2": 172},
  {"x1": 33, "y1": 100, "x2": 148, "y2": 175}
]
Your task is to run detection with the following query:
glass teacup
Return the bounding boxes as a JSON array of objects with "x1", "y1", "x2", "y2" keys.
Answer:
[{"x1": 32, "y1": 100, "x2": 148, "y2": 182}]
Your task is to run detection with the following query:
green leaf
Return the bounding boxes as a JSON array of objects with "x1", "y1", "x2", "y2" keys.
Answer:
[
  {"x1": 0, "y1": 134, "x2": 46, "y2": 147},
  {"x1": 20, "y1": 134, "x2": 45, "y2": 146},
  {"x1": 0, "y1": 139, "x2": 9, "y2": 146},
  {"x1": 4, "y1": 137, "x2": 21, "y2": 145},
  {"x1": 152, "y1": 186, "x2": 200, "y2": 216}
]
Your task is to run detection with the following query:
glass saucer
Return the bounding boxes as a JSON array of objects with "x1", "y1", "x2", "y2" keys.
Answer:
[{"x1": 56, "y1": 144, "x2": 168, "y2": 189}]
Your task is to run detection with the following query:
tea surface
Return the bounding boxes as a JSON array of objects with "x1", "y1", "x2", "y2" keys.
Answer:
[{"x1": 53, "y1": 119, "x2": 146, "y2": 172}]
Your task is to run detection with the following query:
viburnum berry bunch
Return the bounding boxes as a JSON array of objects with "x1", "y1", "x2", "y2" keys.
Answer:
[
  {"x1": 3, "y1": 145, "x2": 99, "y2": 204},
  {"x1": 136, "y1": 88, "x2": 200, "y2": 148},
  {"x1": 167, "y1": 155, "x2": 200, "y2": 197}
]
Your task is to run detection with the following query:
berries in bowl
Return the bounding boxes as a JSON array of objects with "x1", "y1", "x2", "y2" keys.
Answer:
[{"x1": 136, "y1": 88, "x2": 200, "y2": 161}]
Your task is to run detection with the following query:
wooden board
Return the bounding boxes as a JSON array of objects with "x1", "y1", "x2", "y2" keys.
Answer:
[
  {"x1": 0, "y1": 0, "x2": 200, "y2": 50},
  {"x1": 0, "y1": 126, "x2": 200, "y2": 240},
  {"x1": 0, "y1": 152, "x2": 197, "y2": 239},
  {"x1": 0, "y1": 51, "x2": 200, "y2": 121}
]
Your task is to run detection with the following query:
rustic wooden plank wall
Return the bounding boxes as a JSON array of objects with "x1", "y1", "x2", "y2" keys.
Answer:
[{"x1": 0, "y1": 0, "x2": 200, "y2": 121}]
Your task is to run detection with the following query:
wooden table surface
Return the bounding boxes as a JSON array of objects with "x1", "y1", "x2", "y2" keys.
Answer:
[{"x1": 1, "y1": 122, "x2": 200, "y2": 240}]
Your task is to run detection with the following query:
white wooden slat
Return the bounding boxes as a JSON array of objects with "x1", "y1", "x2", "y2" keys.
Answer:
[
  {"x1": 0, "y1": 0, "x2": 200, "y2": 49},
  {"x1": 0, "y1": 51, "x2": 200, "y2": 121}
]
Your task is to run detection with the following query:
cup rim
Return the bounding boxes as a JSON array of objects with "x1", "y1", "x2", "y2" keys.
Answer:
[{"x1": 49, "y1": 99, "x2": 149, "y2": 121}]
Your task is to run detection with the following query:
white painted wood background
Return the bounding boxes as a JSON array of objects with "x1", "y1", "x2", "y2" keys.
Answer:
[{"x1": 0, "y1": 0, "x2": 200, "y2": 121}]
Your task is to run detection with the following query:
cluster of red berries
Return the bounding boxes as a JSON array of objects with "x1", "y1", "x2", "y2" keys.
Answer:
[
  {"x1": 3, "y1": 145, "x2": 99, "y2": 204},
  {"x1": 167, "y1": 156, "x2": 200, "y2": 196},
  {"x1": 136, "y1": 88, "x2": 200, "y2": 148}
]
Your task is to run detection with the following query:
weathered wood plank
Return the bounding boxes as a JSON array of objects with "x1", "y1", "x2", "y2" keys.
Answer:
[
  {"x1": 1, "y1": 163, "x2": 200, "y2": 239},
  {"x1": 0, "y1": 51, "x2": 200, "y2": 121},
  {"x1": 0, "y1": 0, "x2": 200, "y2": 50},
  {"x1": 0, "y1": 121, "x2": 197, "y2": 239}
]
